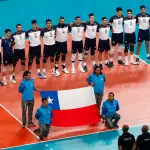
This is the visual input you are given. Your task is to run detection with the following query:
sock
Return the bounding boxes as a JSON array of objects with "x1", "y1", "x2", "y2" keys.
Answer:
[
  {"x1": 118, "y1": 56, "x2": 122, "y2": 60},
  {"x1": 12, "y1": 73, "x2": 15, "y2": 76},
  {"x1": 147, "y1": 54, "x2": 149, "y2": 57},
  {"x1": 92, "y1": 60, "x2": 96, "y2": 66},
  {"x1": 105, "y1": 60, "x2": 108, "y2": 64},
  {"x1": 78, "y1": 61, "x2": 82, "y2": 68},
  {"x1": 130, "y1": 55, "x2": 133, "y2": 61},
  {"x1": 3, "y1": 76, "x2": 6, "y2": 80},
  {"x1": 72, "y1": 63, "x2": 75, "y2": 68},
  {"x1": 55, "y1": 64, "x2": 58, "y2": 70},
  {"x1": 37, "y1": 69, "x2": 40, "y2": 73},
  {"x1": 52, "y1": 68, "x2": 55, "y2": 72},
  {"x1": 43, "y1": 69, "x2": 46, "y2": 73},
  {"x1": 110, "y1": 58, "x2": 113, "y2": 62},
  {"x1": 83, "y1": 62, "x2": 86, "y2": 66},
  {"x1": 10, "y1": 74, "x2": 13, "y2": 79}
]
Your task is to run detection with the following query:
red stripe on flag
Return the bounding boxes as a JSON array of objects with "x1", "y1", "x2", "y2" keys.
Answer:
[{"x1": 52, "y1": 104, "x2": 101, "y2": 127}]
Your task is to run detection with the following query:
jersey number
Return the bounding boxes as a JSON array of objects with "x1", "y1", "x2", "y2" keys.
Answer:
[
  {"x1": 105, "y1": 29, "x2": 107, "y2": 34},
  {"x1": 77, "y1": 28, "x2": 80, "y2": 33},
  {"x1": 50, "y1": 32, "x2": 52, "y2": 37},
  {"x1": 34, "y1": 33, "x2": 37, "y2": 38},
  {"x1": 143, "y1": 19, "x2": 146, "y2": 23},
  {"x1": 92, "y1": 28, "x2": 94, "y2": 32},
  {"x1": 118, "y1": 20, "x2": 122, "y2": 25},
  {"x1": 20, "y1": 35, "x2": 22, "y2": 40},
  {"x1": 62, "y1": 30, "x2": 65, "y2": 34},
  {"x1": 130, "y1": 21, "x2": 133, "y2": 26}
]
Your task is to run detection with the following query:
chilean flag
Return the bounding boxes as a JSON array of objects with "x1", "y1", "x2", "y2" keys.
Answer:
[{"x1": 40, "y1": 86, "x2": 101, "y2": 127}]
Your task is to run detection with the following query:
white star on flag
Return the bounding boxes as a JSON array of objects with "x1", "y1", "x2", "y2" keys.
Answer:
[{"x1": 47, "y1": 96, "x2": 53, "y2": 104}]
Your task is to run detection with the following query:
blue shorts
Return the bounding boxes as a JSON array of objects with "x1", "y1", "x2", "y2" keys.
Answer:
[
  {"x1": 138, "y1": 29, "x2": 149, "y2": 42},
  {"x1": 111, "y1": 32, "x2": 123, "y2": 46},
  {"x1": 124, "y1": 32, "x2": 136, "y2": 45}
]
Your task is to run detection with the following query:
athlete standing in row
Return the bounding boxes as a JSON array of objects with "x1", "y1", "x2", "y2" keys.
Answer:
[
  {"x1": 136, "y1": 5, "x2": 150, "y2": 64},
  {"x1": 71, "y1": 16, "x2": 85, "y2": 74},
  {"x1": 41, "y1": 19, "x2": 57, "y2": 78},
  {"x1": 124, "y1": 9, "x2": 137, "y2": 65},
  {"x1": 26, "y1": 20, "x2": 42, "y2": 78},
  {"x1": 109, "y1": 7, "x2": 124, "y2": 66},
  {"x1": 0, "y1": 37, "x2": 3, "y2": 85},
  {"x1": 83, "y1": 13, "x2": 99, "y2": 72},
  {"x1": 12, "y1": 24, "x2": 26, "y2": 74}
]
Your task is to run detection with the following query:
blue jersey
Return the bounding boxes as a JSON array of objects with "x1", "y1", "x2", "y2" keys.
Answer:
[{"x1": 1, "y1": 37, "x2": 15, "y2": 55}]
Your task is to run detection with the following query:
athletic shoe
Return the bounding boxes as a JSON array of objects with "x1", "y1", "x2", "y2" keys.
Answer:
[
  {"x1": 33, "y1": 128, "x2": 41, "y2": 133},
  {"x1": 105, "y1": 62, "x2": 111, "y2": 68},
  {"x1": 42, "y1": 72, "x2": 47, "y2": 79},
  {"x1": 39, "y1": 137, "x2": 44, "y2": 141},
  {"x1": 146, "y1": 56, "x2": 150, "y2": 61},
  {"x1": 62, "y1": 68, "x2": 69, "y2": 74},
  {"x1": 129, "y1": 60, "x2": 137, "y2": 65},
  {"x1": 3, "y1": 80, "x2": 7, "y2": 86},
  {"x1": 22, "y1": 123, "x2": 26, "y2": 128},
  {"x1": 136, "y1": 58, "x2": 140, "y2": 65},
  {"x1": 0, "y1": 81, "x2": 4, "y2": 86},
  {"x1": 83, "y1": 65, "x2": 88, "y2": 72},
  {"x1": 93, "y1": 64, "x2": 97, "y2": 69},
  {"x1": 28, "y1": 122, "x2": 36, "y2": 127},
  {"x1": 124, "y1": 61, "x2": 129, "y2": 66},
  {"x1": 54, "y1": 70, "x2": 60, "y2": 76},
  {"x1": 99, "y1": 63, "x2": 103, "y2": 70},
  {"x1": 37, "y1": 72, "x2": 43, "y2": 79},
  {"x1": 109, "y1": 61, "x2": 114, "y2": 67},
  {"x1": 10, "y1": 76, "x2": 16, "y2": 84},
  {"x1": 78, "y1": 66, "x2": 85, "y2": 73},
  {"x1": 118, "y1": 60, "x2": 124, "y2": 65}
]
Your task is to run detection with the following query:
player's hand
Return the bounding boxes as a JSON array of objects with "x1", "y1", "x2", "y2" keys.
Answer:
[{"x1": 90, "y1": 82, "x2": 94, "y2": 86}]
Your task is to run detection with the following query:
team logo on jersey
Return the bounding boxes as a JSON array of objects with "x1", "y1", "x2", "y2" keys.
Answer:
[{"x1": 118, "y1": 20, "x2": 122, "y2": 25}]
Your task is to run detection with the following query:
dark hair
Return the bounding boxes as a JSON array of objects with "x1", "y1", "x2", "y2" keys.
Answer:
[
  {"x1": 5, "y1": 29, "x2": 11, "y2": 33},
  {"x1": 75, "y1": 16, "x2": 80, "y2": 20},
  {"x1": 93, "y1": 65, "x2": 102, "y2": 74},
  {"x1": 127, "y1": 9, "x2": 132, "y2": 13},
  {"x1": 116, "y1": 7, "x2": 123, "y2": 12},
  {"x1": 89, "y1": 13, "x2": 94, "y2": 18},
  {"x1": 102, "y1": 17, "x2": 107, "y2": 21},
  {"x1": 60, "y1": 16, "x2": 64, "y2": 20},
  {"x1": 122, "y1": 125, "x2": 129, "y2": 132},
  {"x1": 42, "y1": 98, "x2": 48, "y2": 102},
  {"x1": 140, "y1": 5, "x2": 145, "y2": 9},
  {"x1": 16, "y1": 24, "x2": 21, "y2": 28},
  {"x1": 108, "y1": 92, "x2": 115, "y2": 97},
  {"x1": 46, "y1": 19, "x2": 52, "y2": 23},
  {"x1": 31, "y1": 20, "x2": 37, "y2": 24},
  {"x1": 23, "y1": 70, "x2": 31, "y2": 77},
  {"x1": 142, "y1": 125, "x2": 149, "y2": 133}
]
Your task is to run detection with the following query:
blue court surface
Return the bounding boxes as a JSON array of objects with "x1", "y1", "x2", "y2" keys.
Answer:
[{"x1": 3, "y1": 124, "x2": 150, "y2": 150}]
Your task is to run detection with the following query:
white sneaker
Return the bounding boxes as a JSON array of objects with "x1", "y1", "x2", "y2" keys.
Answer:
[
  {"x1": 124, "y1": 61, "x2": 129, "y2": 66},
  {"x1": 10, "y1": 76, "x2": 16, "y2": 84},
  {"x1": 129, "y1": 60, "x2": 137, "y2": 65},
  {"x1": 55, "y1": 69, "x2": 60, "y2": 76},
  {"x1": 42, "y1": 72, "x2": 47, "y2": 79},
  {"x1": 62, "y1": 68, "x2": 69, "y2": 74},
  {"x1": 3, "y1": 80, "x2": 7, "y2": 86},
  {"x1": 72, "y1": 68, "x2": 75, "y2": 74},
  {"x1": 78, "y1": 66, "x2": 85, "y2": 73}
]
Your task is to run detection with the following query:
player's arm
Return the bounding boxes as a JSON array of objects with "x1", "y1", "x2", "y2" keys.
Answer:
[
  {"x1": 87, "y1": 75, "x2": 94, "y2": 86},
  {"x1": 135, "y1": 14, "x2": 139, "y2": 25},
  {"x1": 19, "y1": 82, "x2": 25, "y2": 93},
  {"x1": 118, "y1": 137, "x2": 123, "y2": 150},
  {"x1": 35, "y1": 108, "x2": 41, "y2": 119},
  {"x1": 109, "y1": 17, "x2": 114, "y2": 32},
  {"x1": 68, "y1": 24, "x2": 71, "y2": 33}
]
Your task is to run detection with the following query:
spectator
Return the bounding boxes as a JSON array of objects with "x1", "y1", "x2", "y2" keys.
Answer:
[
  {"x1": 101, "y1": 92, "x2": 120, "y2": 128},
  {"x1": 87, "y1": 65, "x2": 105, "y2": 114},
  {"x1": 136, "y1": 125, "x2": 150, "y2": 150},
  {"x1": 118, "y1": 124, "x2": 136, "y2": 150},
  {"x1": 19, "y1": 70, "x2": 37, "y2": 128},
  {"x1": 35, "y1": 98, "x2": 53, "y2": 141}
]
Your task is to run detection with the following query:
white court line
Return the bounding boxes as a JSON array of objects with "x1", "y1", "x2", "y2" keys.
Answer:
[
  {"x1": 2, "y1": 122, "x2": 150, "y2": 149},
  {"x1": 0, "y1": 104, "x2": 40, "y2": 141}
]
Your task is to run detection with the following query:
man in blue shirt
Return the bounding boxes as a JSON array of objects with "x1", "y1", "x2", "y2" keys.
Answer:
[
  {"x1": 19, "y1": 70, "x2": 38, "y2": 128},
  {"x1": 35, "y1": 98, "x2": 53, "y2": 141},
  {"x1": 87, "y1": 65, "x2": 105, "y2": 114},
  {"x1": 1, "y1": 29, "x2": 16, "y2": 85},
  {"x1": 101, "y1": 92, "x2": 120, "y2": 128}
]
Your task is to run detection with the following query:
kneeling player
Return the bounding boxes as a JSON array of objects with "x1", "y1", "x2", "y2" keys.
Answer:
[{"x1": 1, "y1": 29, "x2": 16, "y2": 85}]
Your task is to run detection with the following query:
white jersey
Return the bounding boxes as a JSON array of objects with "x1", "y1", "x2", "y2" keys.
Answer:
[
  {"x1": 26, "y1": 29, "x2": 41, "y2": 47},
  {"x1": 98, "y1": 24, "x2": 110, "y2": 40},
  {"x1": 109, "y1": 15, "x2": 124, "y2": 33},
  {"x1": 124, "y1": 16, "x2": 136, "y2": 33},
  {"x1": 12, "y1": 31, "x2": 26, "y2": 49},
  {"x1": 71, "y1": 23, "x2": 85, "y2": 41},
  {"x1": 85, "y1": 21, "x2": 99, "y2": 39},
  {"x1": 42, "y1": 28, "x2": 55, "y2": 45},
  {"x1": 136, "y1": 13, "x2": 150, "y2": 30},
  {"x1": 55, "y1": 24, "x2": 70, "y2": 42}
]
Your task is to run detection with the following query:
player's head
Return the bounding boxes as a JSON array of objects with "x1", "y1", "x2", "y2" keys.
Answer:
[
  {"x1": 75, "y1": 16, "x2": 81, "y2": 24},
  {"x1": 140, "y1": 5, "x2": 146, "y2": 14},
  {"x1": 116, "y1": 7, "x2": 123, "y2": 17},
  {"x1": 142, "y1": 125, "x2": 149, "y2": 133},
  {"x1": 16, "y1": 24, "x2": 22, "y2": 32},
  {"x1": 46, "y1": 19, "x2": 52, "y2": 28},
  {"x1": 23, "y1": 70, "x2": 31, "y2": 80},
  {"x1": 42, "y1": 98, "x2": 48, "y2": 107},
  {"x1": 127, "y1": 9, "x2": 132, "y2": 17},
  {"x1": 108, "y1": 92, "x2": 115, "y2": 101},
  {"x1": 102, "y1": 17, "x2": 107, "y2": 25},
  {"x1": 59, "y1": 16, "x2": 65, "y2": 25},
  {"x1": 5, "y1": 29, "x2": 11, "y2": 38},
  {"x1": 122, "y1": 124, "x2": 129, "y2": 133},
  {"x1": 93, "y1": 65, "x2": 102, "y2": 75},
  {"x1": 89, "y1": 13, "x2": 94, "y2": 23},
  {"x1": 31, "y1": 20, "x2": 37, "y2": 29}
]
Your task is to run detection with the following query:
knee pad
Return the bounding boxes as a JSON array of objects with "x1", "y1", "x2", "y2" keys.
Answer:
[
  {"x1": 118, "y1": 45, "x2": 123, "y2": 52},
  {"x1": 91, "y1": 50, "x2": 95, "y2": 56},
  {"x1": 55, "y1": 54, "x2": 60, "y2": 62},
  {"x1": 50, "y1": 57, "x2": 54, "y2": 62},
  {"x1": 130, "y1": 44, "x2": 134, "y2": 52},
  {"x1": 124, "y1": 45, "x2": 129, "y2": 53},
  {"x1": 3, "y1": 66, "x2": 7, "y2": 72},
  {"x1": 71, "y1": 54, "x2": 76, "y2": 62},
  {"x1": 21, "y1": 61, "x2": 25, "y2": 66},
  {"x1": 109, "y1": 46, "x2": 115, "y2": 55},
  {"x1": 43, "y1": 58, "x2": 47, "y2": 63},
  {"x1": 28, "y1": 58, "x2": 33, "y2": 66},
  {"x1": 36, "y1": 57, "x2": 40, "y2": 64},
  {"x1": 61, "y1": 55, "x2": 66, "y2": 62},
  {"x1": 78, "y1": 53, "x2": 83, "y2": 61}
]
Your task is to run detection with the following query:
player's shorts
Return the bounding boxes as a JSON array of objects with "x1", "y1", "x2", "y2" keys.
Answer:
[
  {"x1": 111, "y1": 32, "x2": 123, "y2": 46},
  {"x1": 72, "y1": 41, "x2": 83, "y2": 54},
  {"x1": 3, "y1": 53, "x2": 15, "y2": 66},
  {"x1": 138, "y1": 29, "x2": 149, "y2": 42},
  {"x1": 28, "y1": 45, "x2": 41, "y2": 59},
  {"x1": 43, "y1": 44, "x2": 56, "y2": 58},
  {"x1": 84, "y1": 38, "x2": 96, "y2": 55},
  {"x1": 14, "y1": 49, "x2": 26, "y2": 62},
  {"x1": 0, "y1": 52, "x2": 2, "y2": 65},
  {"x1": 124, "y1": 32, "x2": 136, "y2": 45},
  {"x1": 55, "y1": 41, "x2": 67, "y2": 55},
  {"x1": 98, "y1": 39, "x2": 110, "y2": 52}
]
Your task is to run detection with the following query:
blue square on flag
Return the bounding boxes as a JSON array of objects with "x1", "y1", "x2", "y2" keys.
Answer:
[{"x1": 40, "y1": 91, "x2": 60, "y2": 110}]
